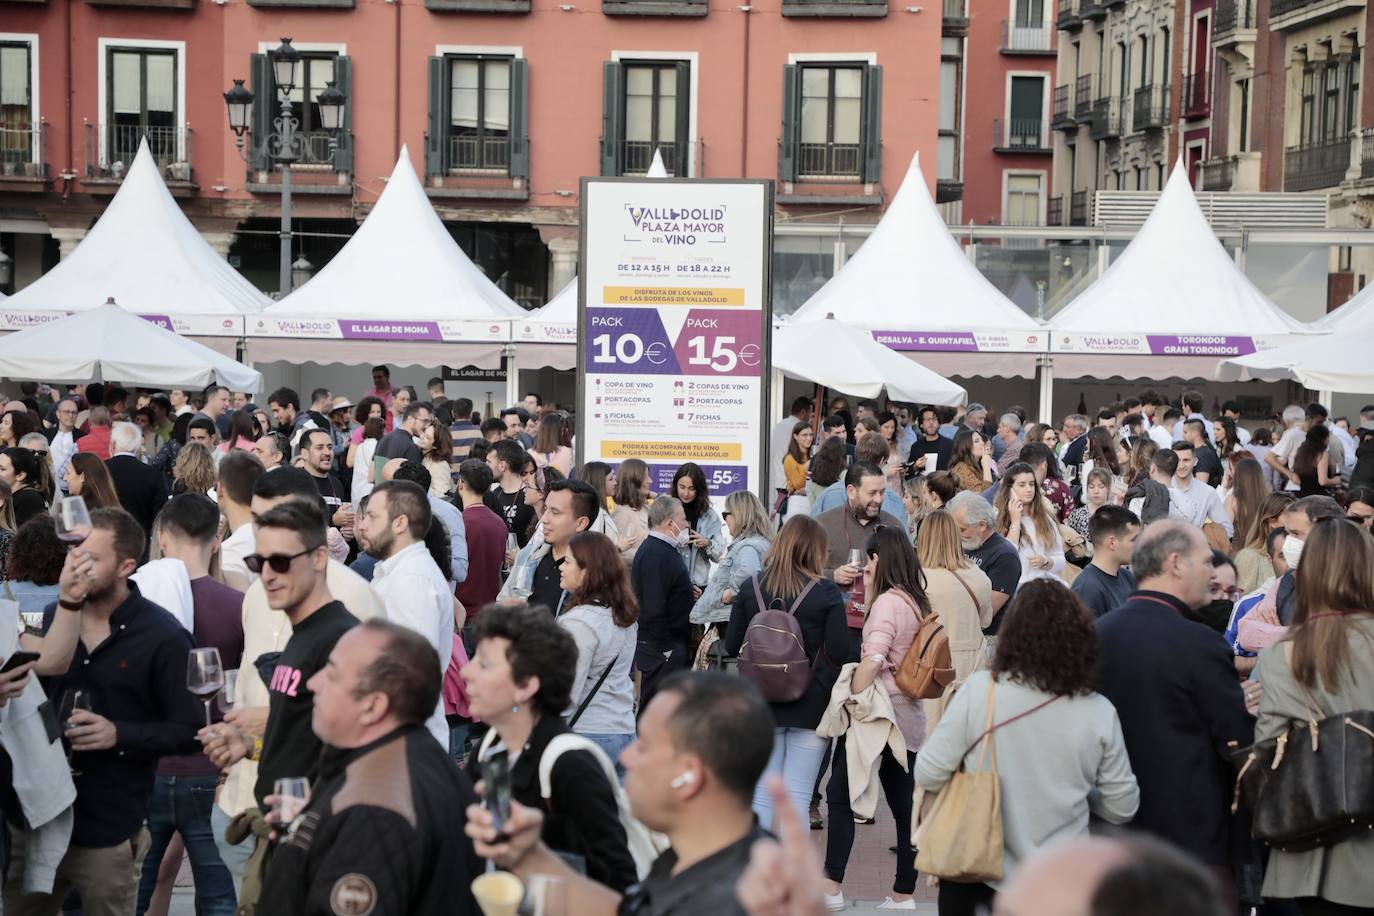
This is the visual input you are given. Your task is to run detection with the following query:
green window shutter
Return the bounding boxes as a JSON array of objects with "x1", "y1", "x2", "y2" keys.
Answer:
[
  {"x1": 601, "y1": 61, "x2": 623, "y2": 177},
  {"x1": 250, "y1": 54, "x2": 270, "y2": 171},
  {"x1": 674, "y1": 60, "x2": 691, "y2": 176},
  {"x1": 780, "y1": 64, "x2": 799, "y2": 183},
  {"x1": 509, "y1": 58, "x2": 529, "y2": 179},
  {"x1": 426, "y1": 56, "x2": 448, "y2": 176},
  {"x1": 862, "y1": 64, "x2": 883, "y2": 184},
  {"x1": 332, "y1": 56, "x2": 354, "y2": 174}
]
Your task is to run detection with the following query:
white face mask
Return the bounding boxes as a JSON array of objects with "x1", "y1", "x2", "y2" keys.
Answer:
[
  {"x1": 1282, "y1": 535, "x2": 1304, "y2": 570},
  {"x1": 674, "y1": 523, "x2": 690, "y2": 548}
]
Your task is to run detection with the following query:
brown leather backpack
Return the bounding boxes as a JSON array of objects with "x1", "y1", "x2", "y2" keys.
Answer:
[{"x1": 893, "y1": 577, "x2": 968, "y2": 700}]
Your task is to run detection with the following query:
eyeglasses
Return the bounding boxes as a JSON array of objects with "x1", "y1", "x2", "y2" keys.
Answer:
[{"x1": 244, "y1": 547, "x2": 317, "y2": 574}]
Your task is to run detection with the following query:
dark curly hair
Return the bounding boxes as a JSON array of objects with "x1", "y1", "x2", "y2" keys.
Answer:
[
  {"x1": 8, "y1": 516, "x2": 67, "y2": 585},
  {"x1": 474, "y1": 602, "x2": 577, "y2": 717},
  {"x1": 990, "y1": 579, "x2": 1099, "y2": 697}
]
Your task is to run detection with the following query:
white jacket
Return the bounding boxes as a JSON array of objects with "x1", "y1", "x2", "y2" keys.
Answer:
[{"x1": 817, "y1": 663, "x2": 908, "y2": 819}]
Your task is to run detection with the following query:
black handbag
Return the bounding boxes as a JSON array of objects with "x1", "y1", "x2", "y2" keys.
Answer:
[{"x1": 1232, "y1": 679, "x2": 1374, "y2": 852}]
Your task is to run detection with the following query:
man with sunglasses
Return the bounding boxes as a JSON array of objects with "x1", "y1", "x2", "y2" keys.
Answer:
[{"x1": 205, "y1": 469, "x2": 384, "y2": 894}]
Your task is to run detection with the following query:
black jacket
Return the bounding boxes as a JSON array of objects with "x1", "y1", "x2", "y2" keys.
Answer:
[
  {"x1": 1096, "y1": 591, "x2": 1254, "y2": 865},
  {"x1": 631, "y1": 534, "x2": 694, "y2": 652},
  {"x1": 723, "y1": 575, "x2": 850, "y2": 730},
  {"x1": 906, "y1": 435, "x2": 954, "y2": 474},
  {"x1": 1061, "y1": 433, "x2": 1089, "y2": 478},
  {"x1": 106, "y1": 453, "x2": 169, "y2": 536},
  {"x1": 466, "y1": 713, "x2": 638, "y2": 892},
  {"x1": 259, "y1": 725, "x2": 482, "y2": 916}
]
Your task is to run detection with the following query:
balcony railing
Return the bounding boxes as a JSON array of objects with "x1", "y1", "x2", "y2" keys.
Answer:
[
  {"x1": 447, "y1": 134, "x2": 511, "y2": 173},
  {"x1": 1047, "y1": 194, "x2": 1064, "y2": 226},
  {"x1": 1182, "y1": 71, "x2": 1210, "y2": 120},
  {"x1": 621, "y1": 139, "x2": 685, "y2": 176},
  {"x1": 1213, "y1": 0, "x2": 1254, "y2": 40},
  {"x1": 798, "y1": 141, "x2": 861, "y2": 178},
  {"x1": 1000, "y1": 20, "x2": 1055, "y2": 52},
  {"x1": 1132, "y1": 85, "x2": 1166, "y2": 131},
  {"x1": 1284, "y1": 138, "x2": 1351, "y2": 191},
  {"x1": 994, "y1": 117, "x2": 1047, "y2": 150},
  {"x1": 0, "y1": 123, "x2": 47, "y2": 177},
  {"x1": 1199, "y1": 156, "x2": 1234, "y2": 191},
  {"x1": 1052, "y1": 84, "x2": 1075, "y2": 129},
  {"x1": 86, "y1": 124, "x2": 193, "y2": 182},
  {"x1": 1270, "y1": 0, "x2": 1309, "y2": 17},
  {"x1": 1090, "y1": 97, "x2": 1122, "y2": 139},
  {"x1": 1074, "y1": 75, "x2": 1094, "y2": 118},
  {"x1": 1056, "y1": 0, "x2": 1080, "y2": 29},
  {"x1": 1080, "y1": 0, "x2": 1105, "y2": 18},
  {"x1": 1362, "y1": 128, "x2": 1374, "y2": 179},
  {"x1": 1070, "y1": 189, "x2": 1090, "y2": 226}
]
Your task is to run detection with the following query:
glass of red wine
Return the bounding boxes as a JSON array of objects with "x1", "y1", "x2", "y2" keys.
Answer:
[
  {"x1": 56, "y1": 496, "x2": 92, "y2": 546},
  {"x1": 187, "y1": 647, "x2": 225, "y2": 731}
]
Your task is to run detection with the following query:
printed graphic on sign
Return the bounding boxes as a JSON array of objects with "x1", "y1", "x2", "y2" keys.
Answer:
[
  {"x1": 671, "y1": 310, "x2": 763, "y2": 377},
  {"x1": 585, "y1": 308, "x2": 681, "y2": 375}
]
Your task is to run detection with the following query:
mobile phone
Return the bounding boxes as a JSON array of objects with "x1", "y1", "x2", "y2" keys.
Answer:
[
  {"x1": 482, "y1": 749, "x2": 513, "y2": 834},
  {"x1": 0, "y1": 650, "x2": 41, "y2": 674}
]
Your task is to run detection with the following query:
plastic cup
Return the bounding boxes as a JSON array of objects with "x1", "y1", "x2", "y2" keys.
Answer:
[{"x1": 471, "y1": 872, "x2": 524, "y2": 916}]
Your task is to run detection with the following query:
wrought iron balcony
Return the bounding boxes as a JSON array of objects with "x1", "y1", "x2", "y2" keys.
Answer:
[
  {"x1": 86, "y1": 124, "x2": 193, "y2": 183},
  {"x1": 1182, "y1": 71, "x2": 1210, "y2": 120},
  {"x1": 1198, "y1": 156, "x2": 1234, "y2": 191},
  {"x1": 798, "y1": 141, "x2": 861, "y2": 178},
  {"x1": 1074, "y1": 75, "x2": 1094, "y2": 119},
  {"x1": 447, "y1": 134, "x2": 512, "y2": 173},
  {"x1": 1070, "y1": 189, "x2": 1090, "y2": 226},
  {"x1": 621, "y1": 139, "x2": 687, "y2": 176},
  {"x1": 1047, "y1": 194, "x2": 1064, "y2": 226},
  {"x1": 1090, "y1": 97, "x2": 1122, "y2": 139},
  {"x1": 1213, "y1": 0, "x2": 1254, "y2": 42},
  {"x1": 1284, "y1": 138, "x2": 1351, "y2": 191},
  {"x1": 1052, "y1": 84, "x2": 1075, "y2": 129},
  {"x1": 1000, "y1": 20, "x2": 1055, "y2": 53},
  {"x1": 994, "y1": 117, "x2": 1048, "y2": 151},
  {"x1": 1132, "y1": 85, "x2": 1166, "y2": 131},
  {"x1": 1362, "y1": 128, "x2": 1374, "y2": 180},
  {"x1": 1055, "y1": 0, "x2": 1080, "y2": 29},
  {"x1": 1080, "y1": 0, "x2": 1105, "y2": 18},
  {"x1": 0, "y1": 123, "x2": 48, "y2": 179}
]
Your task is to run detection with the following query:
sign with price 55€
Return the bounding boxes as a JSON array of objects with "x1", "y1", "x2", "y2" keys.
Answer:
[{"x1": 577, "y1": 177, "x2": 773, "y2": 502}]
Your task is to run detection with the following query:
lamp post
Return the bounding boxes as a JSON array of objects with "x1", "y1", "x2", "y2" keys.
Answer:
[
  {"x1": 224, "y1": 38, "x2": 345, "y2": 297},
  {"x1": 0, "y1": 247, "x2": 11, "y2": 292}
]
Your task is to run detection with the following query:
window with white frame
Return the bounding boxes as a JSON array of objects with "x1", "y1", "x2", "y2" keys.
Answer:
[
  {"x1": 0, "y1": 41, "x2": 33, "y2": 164},
  {"x1": 108, "y1": 47, "x2": 177, "y2": 170},
  {"x1": 1005, "y1": 173, "x2": 1043, "y2": 226}
]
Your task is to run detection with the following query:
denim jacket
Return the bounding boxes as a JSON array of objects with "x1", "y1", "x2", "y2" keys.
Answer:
[
  {"x1": 690, "y1": 534, "x2": 770, "y2": 625},
  {"x1": 679, "y1": 507, "x2": 727, "y2": 589}
]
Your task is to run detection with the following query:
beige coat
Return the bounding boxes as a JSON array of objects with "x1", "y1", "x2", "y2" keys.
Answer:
[
  {"x1": 818, "y1": 663, "x2": 908, "y2": 820},
  {"x1": 920, "y1": 565, "x2": 993, "y2": 738}
]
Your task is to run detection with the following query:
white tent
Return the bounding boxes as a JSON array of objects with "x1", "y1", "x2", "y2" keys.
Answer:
[
  {"x1": 0, "y1": 141, "x2": 267, "y2": 356},
  {"x1": 252, "y1": 147, "x2": 525, "y2": 368},
  {"x1": 1217, "y1": 300, "x2": 1374, "y2": 391},
  {"x1": 789, "y1": 153, "x2": 1047, "y2": 379},
  {"x1": 1310, "y1": 280, "x2": 1374, "y2": 331},
  {"x1": 0, "y1": 302, "x2": 261, "y2": 390},
  {"x1": 773, "y1": 315, "x2": 965, "y2": 405},
  {"x1": 1047, "y1": 160, "x2": 1311, "y2": 380}
]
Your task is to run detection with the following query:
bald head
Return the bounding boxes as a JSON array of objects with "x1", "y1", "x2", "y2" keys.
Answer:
[
  {"x1": 381, "y1": 457, "x2": 406, "y2": 482},
  {"x1": 1130, "y1": 520, "x2": 1212, "y2": 609}
]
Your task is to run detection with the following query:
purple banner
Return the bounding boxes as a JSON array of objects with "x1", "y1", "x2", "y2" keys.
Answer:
[
  {"x1": 644, "y1": 463, "x2": 749, "y2": 497},
  {"x1": 585, "y1": 307, "x2": 682, "y2": 375},
  {"x1": 139, "y1": 314, "x2": 175, "y2": 331},
  {"x1": 871, "y1": 330, "x2": 980, "y2": 352},
  {"x1": 1145, "y1": 335, "x2": 1256, "y2": 357},
  {"x1": 671, "y1": 309, "x2": 764, "y2": 377},
  {"x1": 339, "y1": 320, "x2": 443, "y2": 341}
]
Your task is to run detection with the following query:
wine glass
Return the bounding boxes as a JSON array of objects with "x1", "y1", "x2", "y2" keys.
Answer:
[
  {"x1": 60, "y1": 688, "x2": 92, "y2": 775},
  {"x1": 218, "y1": 669, "x2": 238, "y2": 716},
  {"x1": 187, "y1": 648, "x2": 225, "y2": 731},
  {"x1": 273, "y1": 777, "x2": 310, "y2": 825},
  {"x1": 55, "y1": 496, "x2": 92, "y2": 546}
]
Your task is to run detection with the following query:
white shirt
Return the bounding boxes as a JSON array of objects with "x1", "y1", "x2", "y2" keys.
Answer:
[
  {"x1": 371, "y1": 541, "x2": 453, "y2": 748},
  {"x1": 1147, "y1": 424, "x2": 1174, "y2": 451},
  {"x1": 1171, "y1": 413, "x2": 1216, "y2": 447},
  {"x1": 428, "y1": 494, "x2": 469, "y2": 584},
  {"x1": 770, "y1": 415, "x2": 800, "y2": 492},
  {"x1": 220, "y1": 522, "x2": 257, "y2": 593},
  {"x1": 1329, "y1": 422, "x2": 1357, "y2": 477},
  {"x1": 1272, "y1": 426, "x2": 1305, "y2": 491},
  {"x1": 50, "y1": 430, "x2": 77, "y2": 492},
  {"x1": 1170, "y1": 477, "x2": 1234, "y2": 537},
  {"x1": 1233, "y1": 424, "x2": 1252, "y2": 447}
]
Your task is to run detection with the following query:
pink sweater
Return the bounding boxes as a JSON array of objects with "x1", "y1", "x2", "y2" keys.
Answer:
[{"x1": 862, "y1": 590, "x2": 927, "y2": 751}]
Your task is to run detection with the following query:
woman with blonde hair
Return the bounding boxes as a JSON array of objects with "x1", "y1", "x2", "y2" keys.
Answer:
[
  {"x1": 1252, "y1": 518, "x2": 1374, "y2": 911},
  {"x1": 1233, "y1": 491, "x2": 1293, "y2": 594},
  {"x1": 172, "y1": 442, "x2": 217, "y2": 497},
  {"x1": 610, "y1": 457, "x2": 651, "y2": 561},
  {"x1": 724, "y1": 514, "x2": 847, "y2": 832},
  {"x1": 691, "y1": 489, "x2": 774, "y2": 629},
  {"x1": 995, "y1": 461, "x2": 1066, "y2": 584},
  {"x1": 1225, "y1": 456, "x2": 1270, "y2": 555},
  {"x1": 917, "y1": 510, "x2": 994, "y2": 700}
]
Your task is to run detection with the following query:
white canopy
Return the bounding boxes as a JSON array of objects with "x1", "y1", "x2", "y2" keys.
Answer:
[
  {"x1": 0, "y1": 140, "x2": 269, "y2": 335},
  {"x1": 0, "y1": 302, "x2": 262, "y2": 390},
  {"x1": 1311, "y1": 280, "x2": 1374, "y2": 331},
  {"x1": 252, "y1": 147, "x2": 522, "y2": 368},
  {"x1": 774, "y1": 315, "x2": 966, "y2": 405},
  {"x1": 789, "y1": 153, "x2": 1046, "y2": 379},
  {"x1": 1048, "y1": 160, "x2": 1310, "y2": 379},
  {"x1": 510, "y1": 278, "x2": 577, "y2": 369}
]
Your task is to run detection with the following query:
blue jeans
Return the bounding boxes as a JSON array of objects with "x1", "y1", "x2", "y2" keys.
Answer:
[
  {"x1": 135, "y1": 775, "x2": 235, "y2": 916},
  {"x1": 752, "y1": 727, "x2": 827, "y2": 832},
  {"x1": 579, "y1": 732, "x2": 634, "y2": 778},
  {"x1": 211, "y1": 805, "x2": 251, "y2": 895}
]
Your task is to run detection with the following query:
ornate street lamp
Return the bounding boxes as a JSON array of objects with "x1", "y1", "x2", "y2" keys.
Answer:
[{"x1": 290, "y1": 255, "x2": 314, "y2": 291}]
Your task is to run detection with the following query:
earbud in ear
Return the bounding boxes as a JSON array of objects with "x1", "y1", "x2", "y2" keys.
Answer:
[{"x1": 670, "y1": 771, "x2": 695, "y2": 789}]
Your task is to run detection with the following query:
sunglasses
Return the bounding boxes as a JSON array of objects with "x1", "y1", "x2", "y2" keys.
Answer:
[
  {"x1": 721, "y1": 511, "x2": 732, "y2": 521},
  {"x1": 244, "y1": 547, "x2": 316, "y2": 574}
]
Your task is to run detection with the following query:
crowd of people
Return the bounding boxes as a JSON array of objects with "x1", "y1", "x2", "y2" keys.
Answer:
[{"x1": 0, "y1": 372, "x2": 1369, "y2": 916}]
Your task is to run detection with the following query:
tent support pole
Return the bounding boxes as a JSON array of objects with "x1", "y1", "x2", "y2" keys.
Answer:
[
  {"x1": 1036, "y1": 354, "x2": 1054, "y2": 425},
  {"x1": 503, "y1": 344, "x2": 519, "y2": 410},
  {"x1": 1318, "y1": 389, "x2": 1333, "y2": 411}
]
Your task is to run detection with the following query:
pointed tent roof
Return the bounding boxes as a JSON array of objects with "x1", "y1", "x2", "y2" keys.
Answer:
[
  {"x1": 789, "y1": 153, "x2": 1045, "y2": 378},
  {"x1": 646, "y1": 149, "x2": 669, "y2": 178},
  {"x1": 0, "y1": 302, "x2": 261, "y2": 389},
  {"x1": 1311, "y1": 281, "x2": 1374, "y2": 332},
  {"x1": 2, "y1": 141, "x2": 270, "y2": 319},
  {"x1": 1216, "y1": 331, "x2": 1374, "y2": 392},
  {"x1": 267, "y1": 148, "x2": 525, "y2": 320},
  {"x1": 1050, "y1": 161, "x2": 1308, "y2": 338}
]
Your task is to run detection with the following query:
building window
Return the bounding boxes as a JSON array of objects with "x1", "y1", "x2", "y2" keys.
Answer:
[
  {"x1": 621, "y1": 63, "x2": 687, "y2": 174},
  {"x1": 1, "y1": 42, "x2": 33, "y2": 165},
  {"x1": 1299, "y1": 67, "x2": 1314, "y2": 141},
  {"x1": 450, "y1": 57, "x2": 511, "y2": 172},
  {"x1": 1346, "y1": 43, "x2": 1360, "y2": 139},
  {"x1": 1013, "y1": 0, "x2": 1043, "y2": 27},
  {"x1": 108, "y1": 47, "x2": 177, "y2": 169},
  {"x1": 1008, "y1": 76, "x2": 1045, "y2": 147},
  {"x1": 274, "y1": 53, "x2": 338, "y2": 166},
  {"x1": 427, "y1": 55, "x2": 526, "y2": 180},
  {"x1": 1005, "y1": 173, "x2": 1042, "y2": 225},
  {"x1": 250, "y1": 51, "x2": 353, "y2": 175},
  {"x1": 780, "y1": 62, "x2": 881, "y2": 184},
  {"x1": 1238, "y1": 77, "x2": 1250, "y2": 152}
]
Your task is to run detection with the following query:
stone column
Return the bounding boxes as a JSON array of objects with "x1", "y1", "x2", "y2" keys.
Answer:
[
  {"x1": 546, "y1": 236, "x2": 579, "y2": 297},
  {"x1": 49, "y1": 227, "x2": 87, "y2": 260},
  {"x1": 201, "y1": 231, "x2": 236, "y2": 259}
]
